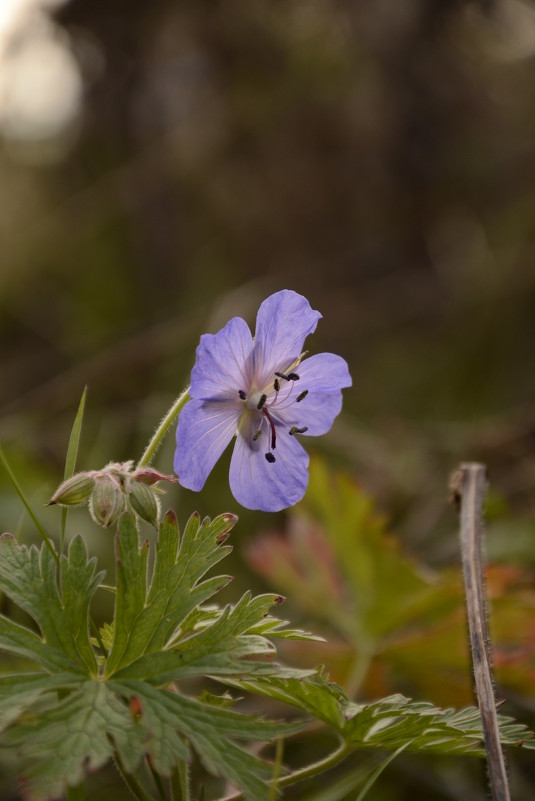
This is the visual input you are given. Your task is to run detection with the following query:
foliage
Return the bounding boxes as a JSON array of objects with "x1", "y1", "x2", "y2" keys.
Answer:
[
  {"x1": 226, "y1": 672, "x2": 535, "y2": 756},
  {"x1": 0, "y1": 511, "x2": 314, "y2": 800},
  {"x1": 0, "y1": 496, "x2": 533, "y2": 800}
]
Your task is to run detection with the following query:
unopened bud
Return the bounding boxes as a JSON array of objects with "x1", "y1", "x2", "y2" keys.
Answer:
[
  {"x1": 131, "y1": 468, "x2": 177, "y2": 486},
  {"x1": 89, "y1": 475, "x2": 124, "y2": 528},
  {"x1": 47, "y1": 472, "x2": 95, "y2": 507},
  {"x1": 128, "y1": 481, "x2": 160, "y2": 527}
]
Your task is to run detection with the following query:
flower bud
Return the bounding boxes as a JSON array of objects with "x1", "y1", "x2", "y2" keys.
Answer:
[
  {"x1": 89, "y1": 475, "x2": 124, "y2": 528},
  {"x1": 128, "y1": 481, "x2": 160, "y2": 527},
  {"x1": 47, "y1": 472, "x2": 95, "y2": 507},
  {"x1": 131, "y1": 468, "x2": 177, "y2": 486}
]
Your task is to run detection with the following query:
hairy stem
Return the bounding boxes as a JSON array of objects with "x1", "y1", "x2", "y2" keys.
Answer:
[
  {"x1": 170, "y1": 759, "x2": 190, "y2": 801},
  {"x1": 137, "y1": 388, "x2": 190, "y2": 468},
  {"x1": 451, "y1": 462, "x2": 510, "y2": 801},
  {"x1": 149, "y1": 761, "x2": 170, "y2": 801}
]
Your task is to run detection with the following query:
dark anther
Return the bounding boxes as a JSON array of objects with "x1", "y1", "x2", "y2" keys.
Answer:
[
  {"x1": 257, "y1": 394, "x2": 267, "y2": 409},
  {"x1": 238, "y1": 390, "x2": 247, "y2": 400},
  {"x1": 296, "y1": 390, "x2": 308, "y2": 402},
  {"x1": 265, "y1": 452, "x2": 276, "y2": 463},
  {"x1": 289, "y1": 426, "x2": 308, "y2": 436},
  {"x1": 273, "y1": 378, "x2": 280, "y2": 392},
  {"x1": 275, "y1": 371, "x2": 300, "y2": 382},
  {"x1": 252, "y1": 430, "x2": 262, "y2": 441}
]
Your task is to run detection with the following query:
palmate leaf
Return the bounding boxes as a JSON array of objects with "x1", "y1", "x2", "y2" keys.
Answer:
[
  {"x1": 106, "y1": 510, "x2": 316, "y2": 684},
  {"x1": 0, "y1": 510, "x2": 314, "y2": 801},
  {"x1": 226, "y1": 672, "x2": 535, "y2": 756},
  {"x1": 111, "y1": 679, "x2": 302, "y2": 799},
  {"x1": 0, "y1": 673, "x2": 81, "y2": 734},
  {"x1": 104, "y1": 509, "x2": 235, "y2": 676},
  {"x1": 5, "y1": 681, "x2": 147, "y2": 801},
  {"x1": 0, "y1": 533, "x2": 103, "y2": 675}
]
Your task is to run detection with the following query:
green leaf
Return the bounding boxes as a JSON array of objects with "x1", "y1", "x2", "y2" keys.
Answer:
[
  {"x1": 0, "y1": 533, "x2": 103, "y2": 675},
  {"x1": 5, "y1": 681, "x2": 146, "y2": 801},
  {"x1": 224, "y1": 672, "x2": 346, "y2": 731},
  {"x1": 341, "y1": 694, "x2": 535, "y2": 754},
  {"x1": 228, "y1": 673, "x2": 535, "y2": 755},
  {"x1": 0, "y1": 510, "x2": 318, "y2": 800},
  {"x1": 111, "y1": 679, "x2": 302, "y2": 801},
  {"x1": 112, "y1": 590, "x2": 313, "y2": 683},
  {"x1": 226, "y1": 672, "x2": 535, "y2": 755},
  {"x1": 0, "y1": 615, "x2": 79, "y2": 673},
  {"x1": 0, "y1": 673, "x2": 82, "y2": 733},
  {"x1": 105, "y1": 510, "x2": 234, "y2": 676}
]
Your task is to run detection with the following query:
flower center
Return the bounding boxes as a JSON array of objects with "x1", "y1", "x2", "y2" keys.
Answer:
[{"x1": 237, "y1": 369, "x2": 309, "y2": 464}]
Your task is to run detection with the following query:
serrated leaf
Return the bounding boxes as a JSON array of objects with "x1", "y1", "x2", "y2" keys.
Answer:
[
  {"x1": 0, "y1": 673, "x2": 82, "y2": 733},
  {"x1": 341, "y1": 694, "x2": 535, "y2": 755},
  {"x1": 6, "y1": 681, "x2": 146, "y2": 801},
  {"x1": 226, "y1": 673, "x2": 535, "y2": 756},
  {"x1": 105, "y1": 510, "x2": 234, "y2": 676},
  {"x1": 225, "y1": 672, "x2": 346, "y2": 730},
  {"x1": 0, "y1": 533, "x2": 103, "y2": 675},
  {"x1": 0, "y1": 615, "x2": 79, "y2": 674},
  {"x1": 111, "y1": 679, "x2": 302, "y2": 801},
  {"x1": 247, "y1": 614, "x2": 325, "y2": 642},
  {"x1": 113, "y1": 591, "x2": 311, "y2": 683},
  {"x1": 0, "y1": 511, "x2": 319, "y2": 800}
]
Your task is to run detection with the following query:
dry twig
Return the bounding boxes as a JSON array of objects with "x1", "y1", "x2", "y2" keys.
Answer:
[{"x1": 450, "y1": 462, "x2": 511, "y2": 801}]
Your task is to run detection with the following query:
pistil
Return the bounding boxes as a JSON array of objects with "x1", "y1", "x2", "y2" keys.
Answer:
[{"x1": 262, "y1": 407, "x2": 277, "y2": 450}]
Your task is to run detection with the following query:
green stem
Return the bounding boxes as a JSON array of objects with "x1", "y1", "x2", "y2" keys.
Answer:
[
  {"x1": 170, "y1": 759, "x2": 190, "y2": 801},
  {"x1": 149, "y1": 761, "x2": 170, "y2": 801},
  {"x1": 269, "y1": 739, "x2": 284, "y2": 801},
  {"x1": 0, "y1": 446, "x2": 59, "y2": 565},
  {"x1": 277, "y1": 739, "x2": 351, "y2": 789},
  {"x1": 137, "y1": 388, "x2": 190, "y2": 468},
  {"x1": 219, "y1": 739, "x2": 351, "y2": 801},
  {"x1": 113, "y1": 750, "x2": 158, "y2": 801},
  {"x1": 66, "y1": 782, "x2": 85, "y2": 801}
]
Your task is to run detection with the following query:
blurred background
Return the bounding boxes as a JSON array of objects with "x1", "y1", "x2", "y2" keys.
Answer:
[{"x1": 1, "y1": 0, "x2": 535, "y2": 799}]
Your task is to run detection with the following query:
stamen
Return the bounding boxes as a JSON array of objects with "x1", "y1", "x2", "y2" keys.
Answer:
[
  {"x1": 296, "y1": 390, "x2": 308, "y2": 402},
  {"x1": 289, "y1": 426, "x2": 308, "y2": 436},
  {"x1": 238, "y1": 390, "x2": 247, "y2": 400},
  {"x1": 252, "y1": 430, "x2": 262, "y2": 441},
  {"x1": 257, "y1": 394, "x2": 267, "y2": 410},
  {"x1": 265, "y1": 453, "x2": 276, "y2": 463},
  {"x1": 275, "y1": 371, "x2": 300, "y2": 382},
  {"x1": 273, "y1": 378, "x2": 280, "y2": 392}
]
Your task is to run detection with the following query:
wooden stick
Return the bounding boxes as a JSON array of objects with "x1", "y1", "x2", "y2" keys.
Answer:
[{"x1": 450, "y1": 462, "x2": 511, "y2": 801}]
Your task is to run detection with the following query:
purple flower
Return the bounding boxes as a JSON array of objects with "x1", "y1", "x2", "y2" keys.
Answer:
[{"x1": 174, "y1": 290, "x2": 352, "y2": 511}]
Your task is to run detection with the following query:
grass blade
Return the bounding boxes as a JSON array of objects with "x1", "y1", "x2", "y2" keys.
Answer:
[
  {"x1": 61, "y1": 386, "x2": 88, "y2": 552},
  {"x1": 354, "y1": 742, "x2": 410, "y2": 801},
  {"x1": 0, "y1": 447, "x2": 58, "y2": 565}
]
